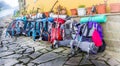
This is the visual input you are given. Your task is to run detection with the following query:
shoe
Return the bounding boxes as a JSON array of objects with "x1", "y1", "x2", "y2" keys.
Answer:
[
  {"x1": 39, "y1": 37, "x2": 42, "y2": 41},
  {"x1": 53, "y1": 40, "x2": 59, "y2": 48}
]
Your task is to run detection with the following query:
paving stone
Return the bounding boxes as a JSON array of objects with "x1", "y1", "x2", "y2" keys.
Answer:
[
  {"x1": 97, "y1": 57, "x2": 108, "y2": 61},
  {"x1": 34, "y1": 46, "x2": 45, "y2": 51},
  {"x1": 39, "y1": 49, "x2": 48, "y2": 53},
  {"x1": 104, "y1": 54, "x2": 111, "y2": 60},
  {"x1": 8, "y1": 44, "x2": 19, "y2": 48},
  {"x1": 107, "y1": 58, "x2": 120, "y2": 66},
  {"x1": 0, "y1": 46, "x2": 8, "y2": 52},
  {"x1": 38, "y1": 57, "x2": 67, "y2": 66},
  {"x1": 62, "y1": 49, "x2": 70, "y2": 54},
  {"x1": 1, "y1": 40, "x2": 9, "y2": 44},
  {"x1": 9, "y1": 46, "x2": 21, "y2": 52},
  {"x1": 29, "y1": 52, "x2": 42, "y2": 59},
  {"x1": 15, "y1": 63, "x2": 25, "y2": 66},
  {"x1": 75, "y1": 53, "x2": 82, "y2": 57},
  {"x1": 19, "y1": 58, "x2": 31, "y2": 64},
  {"x1": 0, "y1": 51, "x2": 14, "y2": 57},
  {"x1": 20, "y1": 54, "x2": 30, "y2": 59},
  {"x1": 22, "y1": 46, "x2": 30, "y2": 49},
  {"x1": 65, "y1": 64, "x2": 94, "y2": 66},
  {"x1": 45, "y1": 47, "x2": 53, "y2": 51},
  {"x1": 89, "y1": 55, "x2": 99, "y2": 60},
  {"x1": 27, "y1": 63, "x2": 36, "y2": 66},
  {"x1": 117, "y1": 65, "x2": 120, "y2": 66},
  {"x1": 24, "y1": 48, "x2": 34, "y2": 54},
  {"x1": 52, "y1": 48, "x2": 65, "y2": 53},
  {"x1": 4, "y1": 59, "x2": 19, "y2": 66},
  {"x1": 2, "y1": 54, "x2": 22, "y2": 59},
  {"x1": 31, "y1": 52, "x2": 59, "y2": 64},
  {"x1": 100, "y1": 52, "x2": 106, "y2": 57},
  {"x1": 65, "y1": 57, "x2": 82, "y2": 66},
  {"x1": 80, "y1": 59, "x2": 92, "y2": 65},
  {"x1": 15, "y1": 48, "x2": 26, "y2": 54},
  {"x1": 0, "y1": 59, "x2": 4, "y2": 66},
  {"x1": 91, "y1": 60, "x2": 109, "y2": 66}
]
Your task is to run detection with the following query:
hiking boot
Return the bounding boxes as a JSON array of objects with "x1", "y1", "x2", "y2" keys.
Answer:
[
  {"x1": 53, "y1": 40, "x2": 59, "y2": 48},
  {"x1": 50, "y1": 40, "x2": 59, "y2": 49},
  {"x1": 39, "y1": 37, "x2": 42, "y2": 41}
]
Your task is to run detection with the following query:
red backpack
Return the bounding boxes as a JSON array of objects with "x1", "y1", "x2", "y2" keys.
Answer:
[
  {"x1": 50, "y1": 27, "x2": 63, "y2": 43},
  {"x1": 50, "y1": 28, "x2": 56, "y2": 43},
  {"x1": 54, "y1": 18, "x2": 65, "y2": 24},
  {"x1": 56, "y1": 28, "x2": 63, "y2": 41}
]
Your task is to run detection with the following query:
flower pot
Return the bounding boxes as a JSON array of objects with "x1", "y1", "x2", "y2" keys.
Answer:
[
  {"x1": 77, "y1": 8, "x2": 86, "y2": 16},
  {"x1": 44, "y1": 12, "x2": 49, "y2": 17},
  {"x1": 61, "y1": 9, "x2": 67, "y2": 15},
  {"x1": 96, "y1": 4, "x2": 106, "y2": 14},
  {"x1": 110, "y1": 3, "x2": 120, "y2": 13},
  {"x1": 70, "y1": 9, "x2": 77, "y2": 16},
  {"x1": 86, "y1": 7, "x2": 92, "y2": 15}
]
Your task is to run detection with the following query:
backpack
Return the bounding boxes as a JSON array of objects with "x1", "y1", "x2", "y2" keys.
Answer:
[
  {"x1": 56, "y1": 27, "x2": 63, "y2": 41},
  {"x1": 6, "y1": 20, "x2": 23, "y2": 36},
  {"x1": 82, "y1": 22, "x2": 103, "y2": 38},
  {"x1": 79, "y1": 41, "x2": 99, "y2": 54},
  {"x1": 42, "y1": 18, "x2": 48, "y2": 32},
  {"x1": 41, "y1": 32, "x2": 50, "y2": 41},
  {"x1": 54, "y1": 18, "x2": 65, "y2": 24},
  {"x1": 50, "y1": 28, "x2": 56, "y2": 43},
  {"x1": 50, "y1": 23, "x2": 63, "y2": 43},
  {"x1": 98, "y1": 39, "x2": 106, "y2": 52},
  {"x1": 62, "y1": 20, "x2": 73, "y2": 40},
  {"x1": 73, "y1": 22, "x2": 99, "y2": 54}
]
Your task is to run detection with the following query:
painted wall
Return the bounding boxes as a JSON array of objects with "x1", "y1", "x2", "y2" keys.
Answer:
[{"x1": 26, "y1": 0, "x2": 120, "y2": 15}]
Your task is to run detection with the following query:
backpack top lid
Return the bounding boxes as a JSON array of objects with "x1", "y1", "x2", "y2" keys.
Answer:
[
  {"x1": 54, "y1": 18, "x2": 65, "y2": 24},
  {"x1": 87, "y1": 22, "x2": 103, "y2": 39}
]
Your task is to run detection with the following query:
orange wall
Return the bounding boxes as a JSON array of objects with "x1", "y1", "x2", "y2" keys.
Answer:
[{"x1": 26, "y1": 0, "x2": 120, "y2": 15}]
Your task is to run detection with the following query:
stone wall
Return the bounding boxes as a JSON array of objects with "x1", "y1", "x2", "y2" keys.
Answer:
[
  {"x1": 72, "y1": 14, "x2": 120, "y2": 53},
  {"x1": 102, "y1": 15, "x2": 120, "y2": 53}
]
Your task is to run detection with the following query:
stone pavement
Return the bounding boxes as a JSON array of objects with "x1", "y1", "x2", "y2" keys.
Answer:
[{"x1": 0, "y1": 29, "x2": 120, "y2": 66}]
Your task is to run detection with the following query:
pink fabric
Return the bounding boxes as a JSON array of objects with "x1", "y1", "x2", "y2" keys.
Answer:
[{"x1": 92, "y1": 29, "x2": 102, "y2": 47}]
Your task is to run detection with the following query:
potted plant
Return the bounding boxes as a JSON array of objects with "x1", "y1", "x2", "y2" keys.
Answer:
[
  {"x1": 96, "y1": 4, "x2": 106, "y2": 14},
  {"x1": 70, "y1": 8, "x2": 77, "y2": 16},
  {"x1": 110, "y1": 3, "x2": 120, "y2": 13},
  {"x1": 61, "y1": 8, "x2": 67, "y2": 15},
  {"x1": 77, "y1": 5, "x2": 86, "y2": 16},
  {"x1": 86, "y1": 7, "x2": 92, "y2": 15}
]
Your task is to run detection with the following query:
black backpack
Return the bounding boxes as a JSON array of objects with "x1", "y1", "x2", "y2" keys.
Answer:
[{"x1": 98, "y1": 39, "x2": 106, "y2": 52}]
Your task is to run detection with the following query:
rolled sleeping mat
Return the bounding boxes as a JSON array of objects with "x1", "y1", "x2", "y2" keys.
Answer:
[
  {"x1": 80, "y1": 15, "x2": 107, "y2": 23},
  {"x1": 47, "y1": 17, "x2": 54, "y2": 22}
]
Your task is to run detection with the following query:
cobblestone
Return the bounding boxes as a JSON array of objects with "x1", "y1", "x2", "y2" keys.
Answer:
[
  {"x1": 27, "y1": 63, "x2": 36, "y2": 66},
  {"x1": 29, "y1": 52, "x2": 42, "y2": 59},
  {"x1": 38, "y1": 57, "x2": 67, "y2": 66},
  {"x1": 39, "y1": 49, "x2": 48, "y2": 53},
  {"x1": 2, "y1": 54, "x2": 22, "y2": 59},
  {"x1": 15, "y1": 63, "x2": 25, "y2": 66},
  {"x1": 79, "y1": 59, "x2": 92, "y2": 65},
  {"x1": 24, "y1": 47, "x2": 34, "y2": 54},
  {"x1": 91, "y1": 60, "x2": 109, "y2": 66},
  {"x1": 0, "y1": 51, "x2": 14, "y2": 57},
  {"x1": 4, "y1": 59, "x2": 19, "y2": 66},
  {"x1": 107, "y1": 58, "x2": 120, "y2": 66},
  {"x1": 19, "y1": 58, "x2": 31, "y2": 64},
  {"x1": 65, "y1": 57, "x2": 82, "y2": 66},
  {"x1": 31, "y1": 52, "x2": 59, "y2": 64},
  {"x1": 0, "y1": 47, "x2": 8, "y2": 52},
  {"x1": 0, "y1": 34, "x2": 120, "y2": 66}
]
